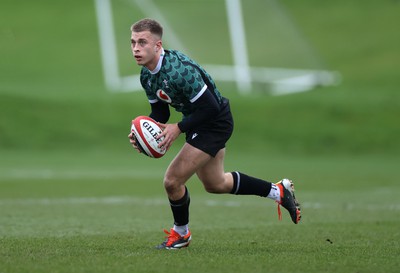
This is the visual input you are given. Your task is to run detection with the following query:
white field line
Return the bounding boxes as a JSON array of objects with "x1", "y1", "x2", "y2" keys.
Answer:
[
  {"x1": 0, "y1": 196, "x2": 237, "y2": 207},
  {"x1": 0, "y1": 197, "x2": 399, "y2": 211},
  {"x1": 0, "y1": 196, "x2": 167, "y2": 206},
  {"x1": 0, "y1": 169, "x2": 164, "y2": 180}
]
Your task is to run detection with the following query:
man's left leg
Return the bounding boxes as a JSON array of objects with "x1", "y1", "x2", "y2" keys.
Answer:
[{"x1": 197, "y1": 149, "x2": 301, "y2": 224}]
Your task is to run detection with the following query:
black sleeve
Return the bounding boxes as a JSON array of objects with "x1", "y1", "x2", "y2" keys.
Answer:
[
  {"x1": 149, "y1": 101, "x2": 170, "y2": 123},
  {"x1": 177, "y1": 89, "x2": 221, "y2": 133}
]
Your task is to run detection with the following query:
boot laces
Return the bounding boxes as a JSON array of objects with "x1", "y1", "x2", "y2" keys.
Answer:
[{"x1": 163, "y1": 229, "x2": 181, "y2": 246}]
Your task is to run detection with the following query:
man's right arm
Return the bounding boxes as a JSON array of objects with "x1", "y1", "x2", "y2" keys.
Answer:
[{"x1": 149, "y1": 100, "x2": 170, "y2": 123}]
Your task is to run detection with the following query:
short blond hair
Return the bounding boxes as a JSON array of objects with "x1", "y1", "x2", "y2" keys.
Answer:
[{"x1": 131, "y1": 18, "x2": 163, "y2": 39}]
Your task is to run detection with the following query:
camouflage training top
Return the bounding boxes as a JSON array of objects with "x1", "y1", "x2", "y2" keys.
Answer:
[{"x1": 140, "y1": 49, "x2": 223, "y2": 117}]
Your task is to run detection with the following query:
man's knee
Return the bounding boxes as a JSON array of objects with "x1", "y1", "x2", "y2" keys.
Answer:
[
  {"x1": 203, "y1": 184, "x2": 223, "y2": 194},
  {"x1": 163, "y1": 172, "x2": 187, "y2": 196},
  {"x1": 202, "y1": 179, "x2": 230, "y2": 194},
  {"x1": 164, "y1": 176, "x2": 176, "y2": 193},
  {"x1": 201, "y1": 173, "x2": 233, "y2": 194}
]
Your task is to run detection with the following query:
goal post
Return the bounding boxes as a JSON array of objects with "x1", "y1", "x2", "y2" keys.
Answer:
[{"x1": 94, "y1": 0, "x2": 340, "y2": 95}]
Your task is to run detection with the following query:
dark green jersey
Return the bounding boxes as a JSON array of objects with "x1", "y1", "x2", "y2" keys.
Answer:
[{"x1": 140, "y1": 49, "x2": 223, "y2": 117}]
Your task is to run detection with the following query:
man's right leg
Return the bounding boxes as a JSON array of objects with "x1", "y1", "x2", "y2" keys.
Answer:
[{"x1": 156, "y1": 143, "x2": 212, "y2": 249}]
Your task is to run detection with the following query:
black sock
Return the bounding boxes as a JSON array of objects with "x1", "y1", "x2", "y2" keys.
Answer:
[
  {"x1": 169, "y1": 186, "x2": 190, "y2": 226},
  {"x1": 230, "y1": 172, "x2": 272, "y2": 197}
]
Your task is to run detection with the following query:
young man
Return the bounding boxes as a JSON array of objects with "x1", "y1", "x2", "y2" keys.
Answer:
[{"x1": 128, "y1": 18, "x2": 301, "y2": 250}]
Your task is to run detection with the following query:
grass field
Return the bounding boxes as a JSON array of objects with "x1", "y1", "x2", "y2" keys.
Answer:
[
  {"x1": 1, "y1": 151, "x2": 399, "y2": 273},
  {"x1": 1, "y1": 0, "x2": 400, "y2": 272}
]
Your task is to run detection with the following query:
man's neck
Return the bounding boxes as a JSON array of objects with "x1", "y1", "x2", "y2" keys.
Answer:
[{"x1": 148, "y1": 48, "x2": 165, "y2": 74}]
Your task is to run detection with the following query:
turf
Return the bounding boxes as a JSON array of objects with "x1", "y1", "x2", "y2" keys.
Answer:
[{"x1": 1, "y1": 152, "x2": 399, "y2": 273}]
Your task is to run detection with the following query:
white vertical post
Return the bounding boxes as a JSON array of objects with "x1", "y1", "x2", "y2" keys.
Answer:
[
  {"x1": 225, "y1": 0, "x2": 252, "y2": 93},
  {"x1": 95, "y1": 0, "x2": 121, "y2": 91}
]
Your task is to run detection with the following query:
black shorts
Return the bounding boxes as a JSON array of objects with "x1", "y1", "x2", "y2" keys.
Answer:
[{"x1": 185, "y1": 98, "x2": 234, "y2": 157}]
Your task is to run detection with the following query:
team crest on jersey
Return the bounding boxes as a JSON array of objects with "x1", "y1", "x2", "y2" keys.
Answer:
[
  {"x1": 156, "y1": 89, "x2": 172, "y2": 103},
  {"x1": 163, "y1": 79, "x2": 169, "y2": 89}
]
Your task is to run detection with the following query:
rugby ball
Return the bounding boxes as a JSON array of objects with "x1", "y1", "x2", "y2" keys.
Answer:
[{"x1": 131, "y1": 116, "x2": 166, "y2": 158}]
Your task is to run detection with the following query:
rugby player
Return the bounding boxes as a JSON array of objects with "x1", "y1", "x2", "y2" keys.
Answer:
[{"x1": 128, "y1": 18, "x2": 301, "y2": 249}]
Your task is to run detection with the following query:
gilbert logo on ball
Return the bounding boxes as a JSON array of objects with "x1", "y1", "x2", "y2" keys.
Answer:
[{"x1": 131, "y1": 116, "x2": 166, "y2": 158}]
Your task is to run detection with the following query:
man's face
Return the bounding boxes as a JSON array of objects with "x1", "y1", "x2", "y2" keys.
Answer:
[{"x1": 131, "y1": 30, "x2": 161, "y2": 70}]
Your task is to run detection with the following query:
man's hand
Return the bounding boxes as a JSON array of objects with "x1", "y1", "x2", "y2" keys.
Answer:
[
  {"x1": 157, "y1": 123, "x2": 181, "y2": 151},
  {"x1": 128, "y1": 132, "x2": 141, "y2": 153}
]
